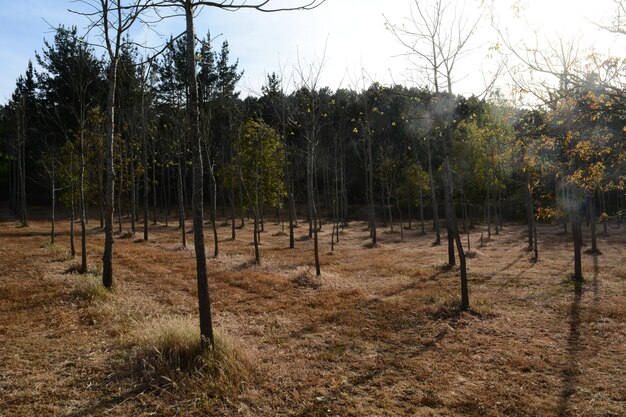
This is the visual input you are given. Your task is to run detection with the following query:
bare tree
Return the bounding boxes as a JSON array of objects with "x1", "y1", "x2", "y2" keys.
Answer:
[
  {"x1": 386, "y1": 0, "x2": 482, "y2": 310},
  {"x1": 147, "y1": 0, "x2": 326, "y2": 348},
  {"x1": 73, "y1": 0, "x2": 153, "y2": 289},
  {"x1": 295, "y1": 51, "x2": 327, "y2": 275}
]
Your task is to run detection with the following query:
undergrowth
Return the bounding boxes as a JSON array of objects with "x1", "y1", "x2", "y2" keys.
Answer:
[
  {"x1": 125, "y1": 316, "x2": 253, "y2": 399},
  {"x1": 70, "y1": 270, "x2": 114, "y2": 301}
]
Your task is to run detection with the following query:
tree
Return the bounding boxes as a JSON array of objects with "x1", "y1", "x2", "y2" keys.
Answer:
[
  {"x1": 236, "y1": 119, "x2": 286, "y2": 263},
  {"x1": 151, "y1": 0, "x2": 326, "y2": 349},
  {"x1": 73, "y1": 0, "x2": 153, "y2": 289},
  {"x1": 37, "y1": 25, "x2": 104, "y2": 272},
  {"x1": 386, "y1": 0, "x2": 486, "y2": 309}
]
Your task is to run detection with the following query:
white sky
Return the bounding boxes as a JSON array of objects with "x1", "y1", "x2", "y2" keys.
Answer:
[{"x1": 0, "y1": 0, "x2": 624, "y2": 102}]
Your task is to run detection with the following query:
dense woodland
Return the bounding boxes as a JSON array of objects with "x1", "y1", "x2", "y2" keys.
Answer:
[{"x1": 0, "y1": 0, "x2": 625, "y2": 350}]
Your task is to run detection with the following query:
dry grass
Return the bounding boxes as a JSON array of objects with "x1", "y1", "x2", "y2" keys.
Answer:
[
  {"x1": 1, "y1": 207, "x2": 625, "y2": 416},
  {"x1": 69, "y1": 270, "x2": 114, "y2": 302},
  {"x1": 125, "y1": 315, "x2": 253, "y2": 397}
]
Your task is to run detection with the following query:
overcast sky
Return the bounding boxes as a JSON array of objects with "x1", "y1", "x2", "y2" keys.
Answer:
[{"x1": 0, "y1": 0, "x2": 624, "y2": 103}]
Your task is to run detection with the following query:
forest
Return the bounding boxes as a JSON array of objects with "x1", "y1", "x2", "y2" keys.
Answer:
[{"x1": 0, "y1": 0, "x2": 625, "y2": 416}]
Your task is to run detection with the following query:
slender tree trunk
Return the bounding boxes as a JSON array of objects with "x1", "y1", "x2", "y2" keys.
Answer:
[
  {"x1": 102, "y1": 60, "x2": 118, "y2": 288},
  {"x1": 79, "y1": 128, "x2": 87, "y2": 273},
  {"x1": 571, "y1": 186, "x2": 583, "y2": 281},
  {"x1": 381, "y1": 174, "x2": 387, "y2": 227},
  {"x1": 341, "y1": 150, "x2": 348, "y2": 225},
  {"x1": 287, "y1": 163, "x2": 295, "y2": 249},
  {"x1": 590, "y1": 191, "x2": 598, "y2": 253},
  {"x1": 498, "y1": 190, "x2": 504, "y2": 231},
  {"x1": 117, "y1": 154, "x2": 123, "y2": 234},
  {"x1": 253, "y1": 207, "x2": 260, "y2": 263},
  {"x1": 313, "y1": 189, "x2": 321, "y2": 276},
  {"x1": 601, "y1": 190, "x2": 607, "y2": 235},
  {"x1": 239, "y1": 181, "x2": 245, "y2": 228},
  {"x1": 177, "y1": 162, "x2": 186, "y2": 247},
  {"x1": 308, "y1": 164, "x2": 314, "y2": 239},
  {"x1": 230, "y1": 183, "x2": 236, "y2": 239},
  {"x1": 460, "y1": 185, "x2": 467, "y2": 233},
  {"x1": 367, "y1": 132, "x2": 377, "y2": 246},
  {"x1": 152, "y1": 146, "x2": 158, "y2": 226},
  {"x1": 51, "y1": 169, "x2": 55, "y2": 245},
  {"x1": 454, "y1": 230, "x2": 469, "y2": 310},
  {"x1": 129, "y1": 139, "x2": 136, "y2": 234},
  {"x1": 185, "y1": 4, "x2": 215, "y2": 349},
  {"x1": 387, "y1": 184, "x2": 394, "y2": 232},
  {"x1": 291, "y1": 178, "x2": 298, "y2": 227},
  {"x1": 445, "y1": 125, "x2": 467, "y2": 307},
  {"x1": 142, "y1": 96, "x2": 149, "y2": 240},
  {"x1": 427, "y1": 146, "x2": 440, "y2": 244},
  {"x1": 524, "y1": 172, "x2": 534, "y2": 250},
  {"x1": 487, "y1": 184, "x2": 492, "y2": 239},
  {"x1": 164, "y1": 164, "x2": 170, "y2": 227},
  {"x1": 444, "y1": 161, "x2": 455, "y2": 266},
  {"x1": 533, "y1": 219, "x2": 538, "y2": 261},
  {"x1": 307, "y1": 141, "x2": 322, "y2": 274},
  {"x1": 69, "y1": 153, "x2": 76, "y2": 257},
  {"x1": 396, "y1": 187, "x2": 404, "y2": 241},
  {"x1": 419, "y1": 180, "x2": 425, "y2": 234},
  {"x1": 20, "y1": 113, "x2": 27, "y2": 226},
  {"x1": 210, "y1": 168, "x2": 218, "y2": 257}
]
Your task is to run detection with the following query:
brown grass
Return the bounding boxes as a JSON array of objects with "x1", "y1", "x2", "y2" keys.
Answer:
[
  {"x1": 125, "y1": 315, "x2": 252, "y2": 396},
  {"x1": 1, "y1": 206, "x2": 625, "y2": 416}
]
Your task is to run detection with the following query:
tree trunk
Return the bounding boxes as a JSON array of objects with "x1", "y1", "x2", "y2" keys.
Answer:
[
  {"x1": 524, "y1": 172, "x2": 534, "y2": 251},
  {"x1": 142, "y1": 95, "x2": 149, "y2": 240},
  {"x1": 419, "y1": 180, "x2": 425, "y2": 234},
  {"x1": 601, "y1": 190, "x2": 607, "y2": 235},
  {"x1": 590, "y1": 191, "x2": 598, "y2": 253},
  {"x1": 427, "y1": 146, "x2": 440, "y2": 244},
  {"x1": 70, "y1": 159, "x2": 76, "y2": 258},
  {"x1": 571, "y1": 187, "x2": 583, "y2": 281},
  {"x1": 117, "y1": 155, "x2": 123, "y2": 234},
  {"x1": 253, "y1": 208, "x2": 260, "y2": 264},
  {"x1": 367, "y1": 132, "x2": 377, "y2": 246},
  {"x1": 287, "y1": 163, "x2": 295, "y2": 249},
  {"x1": 129, "y1": 139, "x2": 136, "y2": 234},
  {"x1": 445, "y1": 125, "x2": 468, "y2": 308},
  {"x1": 51, "y1": 169, "x2": 56, "y2": 245},
  {"x1": 152, "y1": 145, "x2": 158, "y2": 226},
  {"x1": 444, "y1": 160, "x2": 455, "y2": 266},
  {"x1": 211, "y1": 168, "x2": 218, "y2": 257},
  {"x1": 164, "y1": 163, "x2": 170, "y2": 227},
  {"x1": 178, "y1": 162, "x2": 186, "y2": 247},
  {"x1": 19, "y1": 110, "x2": 27, "y2": 226},
  {"x1": 80, "y1": 128, "x2": 88, "y2": 273},
  {"x1": 230, "y1": 182, "x2": 236, "y2": 239},
  {"x1": 533, "y1": 219, "x2": 538, "y2": 261},
  {"x1": 185, "y1": 3, "x2": 215, "y2": 349},
  {"x1": 102, "y1": 59, "x2": 118, "y2": 288},
  {"x1": 487, "y1": 184, "x2": 491, "y2": 239}
]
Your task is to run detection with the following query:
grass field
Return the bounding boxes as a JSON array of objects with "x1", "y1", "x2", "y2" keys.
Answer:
[{"x1": 1, "y1": 206, "x2": 624, "y2": 416}]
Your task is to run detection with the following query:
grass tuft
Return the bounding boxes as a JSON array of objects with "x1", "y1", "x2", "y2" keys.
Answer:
[
  {"x1": 127, "y1": 316, "x2": 253, "y2": 398},
  {"x1": 71, "y1": 271, "x2": 113, "y2": 301},
  {"x1": 290, "y1": 269, "x2": 321, "y2": 289}
]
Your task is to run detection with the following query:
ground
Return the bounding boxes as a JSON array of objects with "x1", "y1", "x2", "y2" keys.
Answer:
[{"x1": 0, "y1": 205, "x2": 625, "y2": 417}]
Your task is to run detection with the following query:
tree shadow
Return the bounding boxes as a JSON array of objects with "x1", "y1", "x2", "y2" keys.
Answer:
[
  {"x1": 592, "y1": 255, "x2": 599, "y2": 304},
  {"x1": 62, "y1": 385, "x2": 150, "y2": 417},
  {"x1": 557, "y1": 278, "x2": 583, "y2": 417}
]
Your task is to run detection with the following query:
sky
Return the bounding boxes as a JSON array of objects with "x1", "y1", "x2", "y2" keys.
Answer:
[{"x1": 0, "y1": 0, "x2": 624, "y2": 104}]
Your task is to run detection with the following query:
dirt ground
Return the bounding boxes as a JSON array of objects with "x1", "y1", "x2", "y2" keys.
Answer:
[{"x1": 0, "y1": 204, "x2": 625, "y2": 417}]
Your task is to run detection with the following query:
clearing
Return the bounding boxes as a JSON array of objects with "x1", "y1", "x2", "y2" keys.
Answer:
[{"x1": 0, "y1": 206, "x2": 625, "y2": 416}]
